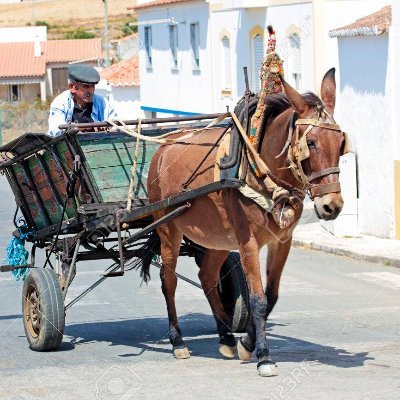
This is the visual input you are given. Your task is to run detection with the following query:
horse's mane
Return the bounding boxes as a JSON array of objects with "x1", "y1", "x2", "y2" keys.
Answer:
[
  {"x1": 256, "y1": 92, "x2": 323, "y2": 150},
  {"x1": 263, "y1": 91, "x2": 324, "y2": 126}
]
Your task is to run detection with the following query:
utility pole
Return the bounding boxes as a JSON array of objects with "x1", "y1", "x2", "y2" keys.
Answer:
[{"x1": 103, "y1": 0, "x2": 110, "y2": 66}]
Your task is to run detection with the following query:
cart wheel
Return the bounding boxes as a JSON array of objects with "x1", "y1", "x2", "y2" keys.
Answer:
[
  {"x1": 22, "y1": 268, "x2": 65, "y2": 351},
  {"x1": 194, "y1": 250, "x2": 250, "y2": 333},
  {"x1": 218, "y1": 252, "x2": 250, "y2": 333}
]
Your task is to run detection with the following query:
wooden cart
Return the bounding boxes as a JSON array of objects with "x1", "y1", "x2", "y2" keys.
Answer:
[{"x1": 0, "y1": 115, "x2": 249, "y2": 352}]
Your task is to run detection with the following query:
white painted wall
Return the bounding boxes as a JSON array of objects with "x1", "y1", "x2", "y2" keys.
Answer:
[
  {"x1": 0, "y1": 26, "x2": 47, "y2": 42},
  {"x1": 110, "y1": 86, "x2": 143, "y2": 120},
  {"x1": 96, "y1": 82, "x2": 143, "y2": 121},
  {"x1": 320, "y1": 0, "x2": 393, "y2": 237},
  {"x1": 336, "y1": 34, "x2": 392, "y2": 237},
  {"x1": 138, "y1": 1, "x2": 213, "y2": 116},
  {"x1": 138, "y1": 1, "x2": 314, "y2": 115},
  {"x1": 266, "y1": 3, "x2": 313, "y2": 91},
  {"x1": 134, "y1": 0, "x2": 395, "y2": 238}
]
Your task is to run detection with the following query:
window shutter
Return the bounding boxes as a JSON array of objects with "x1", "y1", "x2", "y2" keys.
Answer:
[
  {"x1": 169, "y1": 25, "x2": 178, "y2": 67},
  {"x1": 289, "y1": 33, "x2": 301, "y2": 74},
  {"x1": 190, "y1": 23, "x2": 200, "y2": 68},
  {"x1": 145, "y1": 26, "x2": 152, "y2": 67},
  {"x1": 252, "y1": 34, "x2": 263, "y2": 92},
  {"x1": 222, "y1": 36, "x2": 232, "y2": 90}
]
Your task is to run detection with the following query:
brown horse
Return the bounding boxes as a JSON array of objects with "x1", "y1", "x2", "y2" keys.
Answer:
[{"x1": 147, "y1": 69, "x2": 346, "y2": 376}]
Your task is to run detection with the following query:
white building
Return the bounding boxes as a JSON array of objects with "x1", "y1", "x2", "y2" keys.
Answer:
[
  {"x1": 0, "y1": 26, "x2": 47, "y2": 43},
  {"x1": 98, "y1": 56, "x2": 143, "y2": 121},
  {"x1": 133, "y1": 0, "x2": 400, "y2": 239}
]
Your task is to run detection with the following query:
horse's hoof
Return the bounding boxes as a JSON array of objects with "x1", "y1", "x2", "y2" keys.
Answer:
[
  {"x1": 219, "y1": 344, "x2": 237, "y2": 359},
  {"x1": 173, "y1": 347, "x2": 190, "y2": 359},
  {"x1": 257, "y1": 360, "x2": 278, "y2": 377},
  {"x1": 237, "y1": 339, "x2": 252, "y2": 362}
]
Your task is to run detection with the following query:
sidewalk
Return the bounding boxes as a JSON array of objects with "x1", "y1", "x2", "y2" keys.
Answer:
[{"x1": 292, "y1": 222, "x2": 400, "y2": 268}]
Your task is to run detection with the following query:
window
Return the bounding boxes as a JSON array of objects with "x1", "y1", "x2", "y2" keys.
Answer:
[
  {"x1": 8, "y1": 84, "x2": 20, "y2": 102},
  {"x1": 144, "y1": 26, "x2": 153, "y2": 69},
  {"x1": 169, "y1": 25, "x2": 178, "y2": 69},
  {"x1": 190, "y1": 23, "x2": 200, "y2": 70},
  {"x1": 289, "y1": 33, "x2": 301, "y2": 90},
  {"x1": 251, "y1": 34, "x2": 264, "y2": 92},
  {"x1": 221, "y1": 36, "x2": 232, "y2": 91}
]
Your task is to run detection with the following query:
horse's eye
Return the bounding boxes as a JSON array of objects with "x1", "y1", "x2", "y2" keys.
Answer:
[{"x1": 307, "y1": 139, "x2": 316, "y2": 149}]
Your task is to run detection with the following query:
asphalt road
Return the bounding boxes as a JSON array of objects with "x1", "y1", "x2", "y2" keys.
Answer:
[{"x1": 0, "y1": 175, "x2": 399, "y2": 400}]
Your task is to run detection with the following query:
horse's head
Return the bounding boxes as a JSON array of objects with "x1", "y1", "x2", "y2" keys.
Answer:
[{"x1": 281, "y1": 68, "x2": 349, "y2": 220}]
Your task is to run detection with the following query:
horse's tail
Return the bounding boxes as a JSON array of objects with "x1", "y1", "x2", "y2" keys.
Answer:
[{"x1": 132, "y1": 230, "x2": 161, "y2": 283}]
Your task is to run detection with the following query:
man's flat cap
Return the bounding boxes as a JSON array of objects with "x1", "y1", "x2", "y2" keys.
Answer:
[{"x1": 68, "y1": 64, "x2": 100, "y2": 84}]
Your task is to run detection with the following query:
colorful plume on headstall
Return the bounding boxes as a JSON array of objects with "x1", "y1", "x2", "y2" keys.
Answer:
[{"x1": 250, "y1": 25, "x2": 284, "y2": 148}]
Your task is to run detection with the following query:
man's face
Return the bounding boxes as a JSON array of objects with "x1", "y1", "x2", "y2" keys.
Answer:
[{"x1": 69, "y1": 82, "x2": 95, "y2": 107}]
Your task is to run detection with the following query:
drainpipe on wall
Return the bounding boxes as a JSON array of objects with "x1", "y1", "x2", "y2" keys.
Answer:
[
  {"x1": 209, "y1": 7, "x2": 216, "y2": 113},
  {"x1": 312, "y1": 0, "x2": 324, "y2": 92},
  {"x1": 391, "y1": 0, "x2": 400, "y2": 239}
]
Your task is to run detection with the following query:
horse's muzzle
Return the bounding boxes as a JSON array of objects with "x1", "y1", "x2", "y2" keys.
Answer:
[{"x1": 314, "y1": 193, "x2": 344, "y2": 221}]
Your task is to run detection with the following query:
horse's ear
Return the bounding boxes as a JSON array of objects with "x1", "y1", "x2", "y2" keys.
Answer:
[
  {"x1": 321, "y1": 68, "x2": 336, "y2": 114},
  {"x1": 280, "y1": 75, "x2": 308, "y2": 115}
]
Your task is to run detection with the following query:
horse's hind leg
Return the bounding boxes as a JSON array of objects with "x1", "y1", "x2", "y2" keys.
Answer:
[
  {"x1": 198, "y1": 249, "x2": 237, "y2": 358},
  {"x1": 265, "y1": 238, "x2": 292, "y2": 319},
  {"x1": 157, "y1": 221, "x2": 188, "y2": 359}
]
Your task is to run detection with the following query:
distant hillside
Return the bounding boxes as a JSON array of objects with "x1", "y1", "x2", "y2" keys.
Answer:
[{"x1": 0, "y1": 0, "x2": 137, "y2": 40}]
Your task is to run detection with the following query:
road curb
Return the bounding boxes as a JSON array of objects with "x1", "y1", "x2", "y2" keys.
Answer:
[{"x1": 292, "y1": 239, "x2": 400, "y2": 268}]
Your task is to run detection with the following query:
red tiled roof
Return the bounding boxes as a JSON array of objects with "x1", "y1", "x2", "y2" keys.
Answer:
[
  {"x1": 130, "y1": 0, "x2": 198, "y2": 11},
  {"x1": 0, "y1": 39, "x2": 101, "y2": 79},
  {"x1": 0, "y1": 42, "x2": 45, "y2": 78},
  {"x1": 43, "y1": 39, "x2": 102, "y2": 63},
  {"x1": 329, "y1": 5, "x2": 391, "y2": 37},
  {"x1": 100, "y1": 56, "x2": 139, "y2": 87}
]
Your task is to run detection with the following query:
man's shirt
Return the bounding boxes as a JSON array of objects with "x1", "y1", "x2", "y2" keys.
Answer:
[
  {"x1": 72, "y1": 102, "x2": 94, "y2": 124},
  {"x1": 47, "y1": 90, "x2": 116, "y2": 137}
]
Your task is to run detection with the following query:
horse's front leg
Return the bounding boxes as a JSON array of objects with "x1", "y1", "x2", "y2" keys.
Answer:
[
  {"x1": 238, "y1": 238, "x2": 292, "y2": 365},
  {"x1": 198, "y1": 249, "x2": 237, "y2": 358},
  {"x1": 237, "y1": 239, "x2": 278, "y2": 377}
]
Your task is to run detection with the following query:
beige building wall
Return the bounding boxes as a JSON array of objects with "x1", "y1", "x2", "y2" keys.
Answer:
[
  {"x1": 20, "y1": 84, "x2": 41, "y2": 102},
  {"x1": 0, "y1": 85, "x2": 8, "y2": 100}
]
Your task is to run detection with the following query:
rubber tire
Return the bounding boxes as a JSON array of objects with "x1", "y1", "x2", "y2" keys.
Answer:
[
  {"x1": 22, "y1": 268, "x2": 65, "y2": 351},
  {"x1": 195, "y1": 250, "x2": 250, "y2": 333}
]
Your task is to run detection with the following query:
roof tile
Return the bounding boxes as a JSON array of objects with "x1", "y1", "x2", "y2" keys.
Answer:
[
  {"x1": 43, "y1": 39, "x2": 102, "y2": 63},
  {"x1": 329, "y1": 5, "x2": 391, "y2": 38},
  {"x1": 0, "y1": 38, "x2": 101, "y2": 79},
  {"x1": 100, "y1": 56, "x2": 139, "y2": 87},
  {"x1": 0, "y1": 42, "x2": 45, "y2": 78}
]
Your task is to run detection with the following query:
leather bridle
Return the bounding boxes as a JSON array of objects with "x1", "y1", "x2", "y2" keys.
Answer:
[{"x1": 285, "y1": 107, "x2": 350, "y2": 200}]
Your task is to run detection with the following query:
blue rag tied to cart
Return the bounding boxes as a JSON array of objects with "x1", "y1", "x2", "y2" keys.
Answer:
[{"x1": 4, "y1": 225, "x2": 32, "y2": 281}]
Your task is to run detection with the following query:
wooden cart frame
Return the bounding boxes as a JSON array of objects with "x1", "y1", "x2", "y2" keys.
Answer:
[{"x1": 0, "y1": 115, "x2": 250, "y2": 351}]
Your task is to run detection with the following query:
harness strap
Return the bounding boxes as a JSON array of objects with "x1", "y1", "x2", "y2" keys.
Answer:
[
  {"x1": 230, "y1": 112, "x2": 271, "y2": 178},
  {"x1": 310, "y1": 182, "x2": 341, "y2": 197},
  {"x1": 295, "y1": 119, "x2": 341, "y2": 131},
  {"x1": 307, "y1": 167, "x2": 340, "y2": 183},
  {"x1": 276, "y1": 112, "x2": 295, "y2": 159}
]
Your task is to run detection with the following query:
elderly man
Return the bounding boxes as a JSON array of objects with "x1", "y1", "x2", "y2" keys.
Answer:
[{"x1": 47, "y1": 64, "x2": 116, "y2": 137}]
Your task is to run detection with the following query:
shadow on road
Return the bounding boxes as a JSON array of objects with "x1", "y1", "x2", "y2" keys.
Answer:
[{"x1": 65, "y1": 312, "x2": 373, "y2": 368}]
